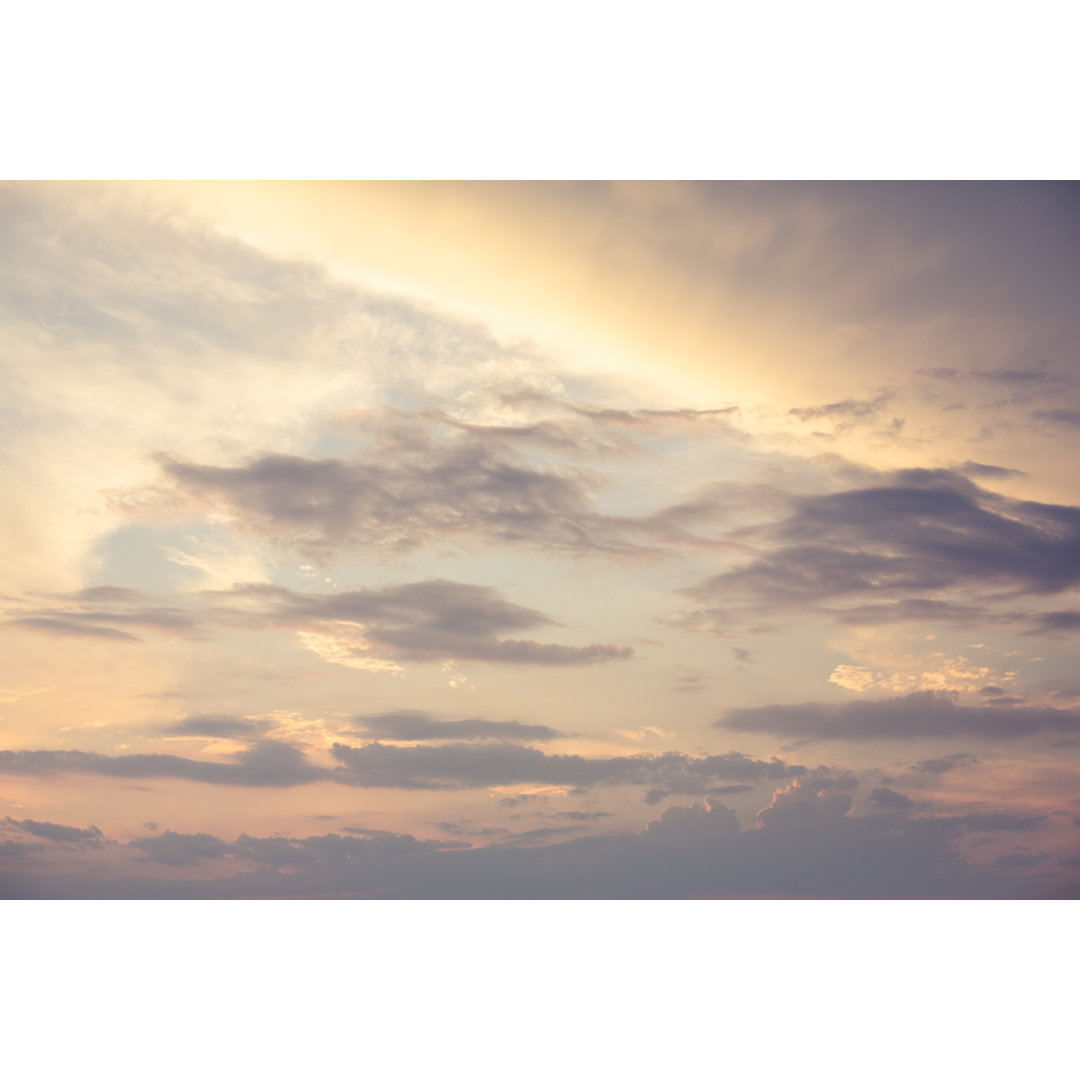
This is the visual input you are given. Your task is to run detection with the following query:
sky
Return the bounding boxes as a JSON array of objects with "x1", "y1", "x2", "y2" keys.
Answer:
[{"x1": 1, "y1": 180, "x2": 1078, "y2": 899}]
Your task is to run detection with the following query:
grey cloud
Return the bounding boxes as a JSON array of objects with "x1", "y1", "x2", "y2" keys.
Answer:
[
  {"x1": 340, "y1": 826, "x2": 417, "y2": 839},
  {"x1": 1026, "y1": 611, "x2": 1080, "y2": 634},
  {"x1": 5, "y1": 817, "x2": 104, "y2": 845},
  {"x1": 0, "y1": 735, "x2": 843, "y2": 798},
  {"x1": 328, "y1": 741, "x2": 840, "y2": 793},
  {"x1": 830, "y1": 598, "x2": 984, "y2": 627},
  {"x1": 351, "y1": 710, "x2": 565, "y2": 742},
  {"x1": 162, "y1": 714, "x2": 270, "y2": 738},
  {"x1": 718, "y1": 691, "x2": 1079, "y2": 741},
  {"x1": 10, "y1": 617, "x2": 139, "y2": 641},
  {"x1": 1031, "y1": 409, "x2": 1080, "y2": 427},
  {"x1": 129, "y1": 830, "x2": 233, "y2": 867},
  {"x1": 954, "y1": 461, "x2": 1026, "y2": 479},
  {"x1": 493, "y1": 825, "x2": 587, "y2": 847},
  {"x1": 0, "y1": 840, "x2": 46, "y2": 860},
  {"x1": 788, "y1": 391, "x2": 894, "y2": 425},
  {"x1": 679, "y1": 468, "x2": 1080, "y2": 632},
  {"x1": 641, "y1": 799, "x2": 740, "y2": 842},
  {"x1": 0, "y1": 739, "x2": 330, "y2": 787},
  {"x1": 434, "y1": 822, "x2": 511, "y2": 838},
  {"x1": 12, "y1": 578, "x2": 629, "y2": 668},
  {"x1": 230, "y1": 831, "x2": 459, "y2": 869},
  {"x1": 756, "y1": 780, "x2": 853, "y2": 830},
  {"x1": 212, "y1": 579, "x2": 634, "y2": 667},
  {"x1": 4, "y1": 794, "x2": 1070, "y2": 899},
  {"x1": 866, "y1": 787, "x2": 914, "y2": 810},
  {"x1": 992, "y1": 852, "x2": 1048, "y2": 869},
  {"x1": 972, "y1": 369, "x2": 1054, "y2": 384},
  {"x1": 911, "y1": 752, "x2": 980, "y2": 774},
  {"x1": 155, "y1": 406, "x2": 710, "y2": 564},
  {"x1": 148, "y1": 395, "x2": 752, "y2": 566},
  {"x1": 915, "y1": 368, "x2": 962, "y2": 381},
  {"x1": 955, "y1": 814, "x2": 1048, "y2": 832},
  {"x1": 8, "y1": 603, "x2": 205, "y2": 643},
  {"x1": 916, "y1": 368, "x2": 1056, "y2": 385}
]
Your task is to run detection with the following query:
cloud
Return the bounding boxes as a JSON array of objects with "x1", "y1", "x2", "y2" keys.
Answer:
[
  {"x1": 678, "y1": 468, "x2": 1080, "y2": 631},
  {"x1": 1026, "y1": 611, "x2": 1080, "y2": 634},
  {"x1": 152, "y1": 404, "x2": 735, "y2": 564},
  {"x1": 866, "y1": 787, "x2": 914, "y2": 810},
  {"x1": 956, "y1": 814, "x2": 1048, "y2": 832},
  {"x1": 992, "y1": 852, "x2": 1048, "y2": 869},
  {"x1": 0, "y1": 740, "x2": 330, "y2": 787},
  {"x1": 350, "y1": 710, "x2": 565, "y2": 743},
  {"x1": 911, "y1": 752, "x2": 980, "y2": 774},
  {"x1": 641, "y1": 798, "x2": 740, "y2": 842},
  {"x1": 788, "y1": 390, "x2": 895, "y2": 426},
  {"x1": 129, "y1": 830, "x2": 233, "y2": 867},
  {"x1": 11, "y1": 577, "x2": 635, "y2": 671},
  {"x1": 211, "y1": 579, "x2": 634, "y2": 668},
  {"x1": 6, "y1": 601, "x2": 205, "y2": 644},
  {"x1": 327, "y1": 742, "x2": 838, "y2": 793},
  {"x1": 9, "y1": 617, "x2": 140, "y2": 641},
  {"x1": 755, "y1": 780, "x2": 853, "y2": 830},
  {"x1": 0, "y1": 735, "x2": 845, "y2": 798},
  {"x1": 492, "y1": 825, "x2": 588, "y2": 847},
  {"x1": 1031, "y1": 409, "x2": 1080, "y2": 428},
  {"x1": 5, "y1": 817, "x2": 104, "y2": 845},
  {"x1": 954, "y1": 461, "x2": 1026, "y2": 479},
  {"x1": 718, "y1": 690, "x2": 1079, "y2": 741},
  {"x1": 230, "y1": 830, "x2": 458, "y2": 868},
  {"x1": 161, "y1": 714, "x2": 271, "y2": 738},
  {"x1": 0, "y1": 839, "x2": 46, "y2": 859},
  {"x1": 6, "y1": 791, "x2": 1065, "y2": 898},
  {"x1": 916, "y1": 368, "x2": 1056, "y2": 385}
]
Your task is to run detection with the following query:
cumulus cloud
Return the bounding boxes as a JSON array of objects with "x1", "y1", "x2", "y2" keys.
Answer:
[
  {"x1": 755, "y1": 780, "x2": 853, "y2": 830},
  {"x1": 718, "y1": 690, "x2": 1079, "y2": 741},
  {"x1": 641, "y1": 798, "x2": 740, "y2": 841}
]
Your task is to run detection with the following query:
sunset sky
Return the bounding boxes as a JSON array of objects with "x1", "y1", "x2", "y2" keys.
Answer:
[{"x1": 2, "y1": 180, "x2": 1078, "y2": 898}]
